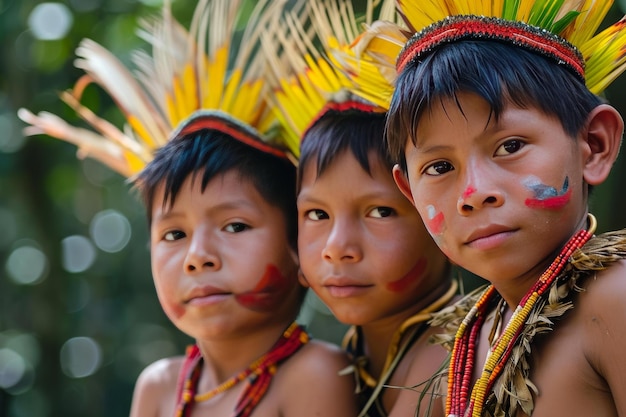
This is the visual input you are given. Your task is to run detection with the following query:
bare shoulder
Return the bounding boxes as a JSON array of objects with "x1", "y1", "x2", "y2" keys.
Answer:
[
  {"x1": 578, "y1": 257, "x2": 626, "y2": 328},
  {"x1": 276, "y1": 339, "x2": 358, "y2": 417},
  {"x1": 576, "y1": 259, "x2": 626, "y2": 413},
  {"x1": 129, "y1": 356, "x2": 185, "y2": 417},
  {"x1": 386, "y1": 325, "x2": 448, "y2": 417}
]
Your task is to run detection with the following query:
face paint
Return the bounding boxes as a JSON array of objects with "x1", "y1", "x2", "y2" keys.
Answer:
[
  {"x1": 163, "y1": 300, "x2": 186, "y2": 320},
  {"x1": 462, "y1": 186, "x2": 476, "y2": 199},
  {"x1": 524, "y1": 176, "x2": 571, "y2": 209},
  {"x1": 425, "y1": 205, "x2": 445, "y2": 235},
  {"x1": 235, "y1": 264, "x2": 290, "y2": 311},
  {"x1": 386, "y1": 258, "x2": 427, "y2": 292}
]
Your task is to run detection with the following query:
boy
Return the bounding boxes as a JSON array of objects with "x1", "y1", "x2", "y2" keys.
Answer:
[
  {"x1": 18, "y1": 0, "x2": 358, "y2": 415},
  {"x1": 264, "y1": 2, "x2": 457, "y2": 415},
  {"x1": 127, "y1": 112, "x2": 358, "y2": 417},
  {"x1": 297, "y1": 103, "x2": 457, "y2": 417},
  {"x1": 386, "y1": 2, "x2": 626, "y2": 416}
]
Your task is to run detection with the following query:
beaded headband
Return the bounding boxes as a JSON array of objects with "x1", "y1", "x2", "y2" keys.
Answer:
[
  {"x1": 397, "y1": 15, "x2": 586, "y2": 82},
  {"x1": 170, "y1": 110, "x2": 287, "y2": 159},
  {"x1": 302, "y1": 100, "x2": 385, "y2": 140},
  {"x1": 18, "y1": 0, "x2": 291, "y2": 178},
  {"x1": 348, "y1": 0, "x2": 626, "y2": 97}
]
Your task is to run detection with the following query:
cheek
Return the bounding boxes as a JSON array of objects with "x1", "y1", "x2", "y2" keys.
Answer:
[
  {"x1": 524, "y1": 176, "x2": 572, "y2": 210},
  {"x1": 423, "y1": 204, "x2": 445, "y2": 235},
  {"x1": 386, "y1": 257, "x2": 427, "y2": 292},
  {"x1": 154, "y1": 281, "x2": 186, "y2": 320},
  {"x1": 297, "y1": 231, "x2": 323, "y2": 276},
  {"x1": 151, "y1": 254, "x2": 186, "y2": 319},
  {"x1": 235, "y1": 264, "x2": 293, "y2": 312}
]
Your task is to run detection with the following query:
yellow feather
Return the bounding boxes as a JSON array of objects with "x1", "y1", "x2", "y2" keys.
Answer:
[
  {"x1": 128, "y1": 115, "x2": 159, "y2": 149},
  {"x1": 182, "y1": 63, "x2": 198, "y2": 113},
  {"x1": 204, "y1": 45, "x2": 229, "y2": 109},
  {"x1": 221, "y1": 68, "x2": 242, "y2": 114}
]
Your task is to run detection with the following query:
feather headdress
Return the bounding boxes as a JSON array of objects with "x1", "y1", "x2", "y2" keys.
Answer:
[
  {"x1": 350, "y1": 0, "x2": 626, "y2": 104},
  {"x1": 18, "y1": 0, "x2": 290, "y2": 178},
  {"x1": 261, "y1": 0, "x2": 399, "y2": 156}
]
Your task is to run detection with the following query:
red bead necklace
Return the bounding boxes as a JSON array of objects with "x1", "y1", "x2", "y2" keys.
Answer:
[
  {"x1": 175, "y1": 322, "x2": 309, "y2": 417},
  {"x1": 446, "y1": 215, "x2": 595, "y2": 417}
]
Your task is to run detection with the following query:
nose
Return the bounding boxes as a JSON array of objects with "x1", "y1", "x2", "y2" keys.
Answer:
[
  {"x1": 321, "y1": 218, "x2": 363, "y2": 263},
  {"x1": 184, "y1": 229, "x2": 221, "y2": 273},
  {"x1": 456, "y1": 167, "x2": 504, "y2": 215}
]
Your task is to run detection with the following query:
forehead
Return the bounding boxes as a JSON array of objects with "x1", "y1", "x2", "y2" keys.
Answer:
[
  {"x1": 301, "y1": 149, "x2": 391, "y2": 184},
  {"x1": 151, "y1": 170, "x2": 272, "y2": 215}
]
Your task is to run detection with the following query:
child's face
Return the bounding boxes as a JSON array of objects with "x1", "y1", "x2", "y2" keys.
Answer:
[
  {"x1": 149, "y1": 169, "x2": 299, "y2": 340},
  {"x1": 297, "y1": 150, "x2": 448, "y2": 326},
  {"x1": 397, "y1": 91, "x2": 589, "y2": 285}
]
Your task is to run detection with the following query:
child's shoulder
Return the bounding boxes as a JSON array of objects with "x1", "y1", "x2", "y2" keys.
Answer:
[
  {"x1": 273, "y1": 339, "x2": 358, "y2": 416},
  {"x1": 136, "y1": 355, "x2": 186, "y2": 387},
  {"x1": 129, "y1": 355, "x2": 185, "y2": 417},
  {"x1": 279, "y1": 339, "x2": 351, "y2": 381}
]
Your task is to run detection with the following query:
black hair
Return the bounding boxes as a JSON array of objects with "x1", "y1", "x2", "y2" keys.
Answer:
[
  {"x1": 298, "y1": 109, "x2": 389, "y2": 189},
  {"x1": 386, "y1": 40, "x2": 602, "y2": 171},
  {"x1": 133, "y1": 129, "x2": 297, "y2": 248}
]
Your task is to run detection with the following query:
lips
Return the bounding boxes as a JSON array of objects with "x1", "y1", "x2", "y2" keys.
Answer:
[
  {"x1": 323, "y1": 276, "x2": 373, "y2": 298},
  {"x1": 184, "y1": 285, "x2": 230, "y2": 304},
  {"x1": 465, "y1": 225, "x2": 516, "y2": 250}
]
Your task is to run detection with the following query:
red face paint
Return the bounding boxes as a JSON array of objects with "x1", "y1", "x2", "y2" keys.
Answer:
[
  {"x1": 386, "y1": 258, "x2": 427, "y2": 292},
  {"x1": 525, "y1": 187, "x2": 572, "y2": 209},
  {"x1": 462, "y1": 186, "x2": 476, "y2": 199},
  {"x1": 426, "y1": 211, "x2": 445, "y2": 235},
  {"x1": 162, "y1": 300, "x2": 186, "y2": 320},
  {"x1": 235, "y1": 264, "x2": 291, "y2": 311}
]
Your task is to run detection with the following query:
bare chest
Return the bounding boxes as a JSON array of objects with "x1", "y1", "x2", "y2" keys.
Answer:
[{"x1": 473, "y1": 304, "x2": 614, "y2": 417}]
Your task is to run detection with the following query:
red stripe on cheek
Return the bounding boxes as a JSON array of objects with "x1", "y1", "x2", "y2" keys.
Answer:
[
  {"x1": 387, "y1": 258, "x2": 427, "y2": 292},
  {"x1": 162, "y1": 299, "x2": 185, "y2": 320},
  {"x1": 426, "y1": 211, "x2": 445, "y2": 235},
  {"x1": 525, "y1": 188, "x2": 572, "y2": 209},
  {"x1": 235, "y1": 264, "x2": 290, "y2": 311}
]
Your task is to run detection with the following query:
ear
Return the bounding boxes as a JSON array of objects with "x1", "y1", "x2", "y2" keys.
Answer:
[
  {"x1": 392, "y1": 164, "x2": 416, "y2": 205},
  {"x1": 582, "y1": 104, "x2": 624, "y2": 185},
  {"x1": 297, "y1": 268, "x2": 310, "y2": 288}
]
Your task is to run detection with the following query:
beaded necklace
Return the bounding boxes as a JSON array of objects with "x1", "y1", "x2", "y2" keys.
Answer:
[
  {"x1": 175, "y1": 321, "x2": 309, "y2": 417},
  {"x1": 342, "y1": 280, "x2": 458, "y2": 417},
  {"x1": 446, "y1": 215, "x2": 596, "y2": 417}
]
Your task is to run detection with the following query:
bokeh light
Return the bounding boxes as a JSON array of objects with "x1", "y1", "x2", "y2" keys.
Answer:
[
  {"x1": 89, "y1": 209, "x2": 131, "y2": 253},
  {"x1": 61, "y1": 235, "x2": 97, "y2": 273},
  {"x1": 27, "y1": 3, "x2": 73, "y2": 41},
  {"x1": 0, "y1": 348, "x2": 26, "y2": 390},
  {"x1": 60, "y1": 337, "x2": 102, "y2": 379},
  {"x1": 5, "y1": 243, "x2": 49, "y2": 285}
]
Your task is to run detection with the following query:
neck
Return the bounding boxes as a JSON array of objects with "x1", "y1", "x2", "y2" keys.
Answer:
[
  {"x1": 360, "y1": 279, "x2": 455, "y2": 378},
  {"x1": 494, "y1": 214, "x2": 592, "y2": 309},
  {"x1": 196, "y1": 319, "x2": 295, "y2": 383}
]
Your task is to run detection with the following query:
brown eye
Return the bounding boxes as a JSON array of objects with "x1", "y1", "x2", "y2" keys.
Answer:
[
  {"x1": 425, "y1": 161, "x2": 454, "y2": 176},
  {"x1": 306, "y1": 209, "x2": 328, "y2": 221},
  {"x1": 369, "y1": 207, "x2": 395, "y2": 218},
  {"x1": 224, "y1": 223, "x2": 249, "y2": 233},
  {"x1": 495, "y1": 139, "x2": 524, "y2": 156}
]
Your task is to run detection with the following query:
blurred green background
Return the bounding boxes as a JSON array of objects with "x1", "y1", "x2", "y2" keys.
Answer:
[{"x1": 1, "y1": 1, "x2": 625, "y2": 416}]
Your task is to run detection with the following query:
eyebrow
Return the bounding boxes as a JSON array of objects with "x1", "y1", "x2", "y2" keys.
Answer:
[{"x1": 153, "y1": 198, "x2": 260, "y2": 222}]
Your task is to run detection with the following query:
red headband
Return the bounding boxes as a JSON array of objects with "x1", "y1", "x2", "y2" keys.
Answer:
[
  {"x1": 173, "y1": 111, "x2": 289, "y2": 160},
  {"x1": 303, "y1": 100, "x2": 384, "y2": 139},
  {"x1": 397, "y1": 15, "x2": 585, "y2": 82}
]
